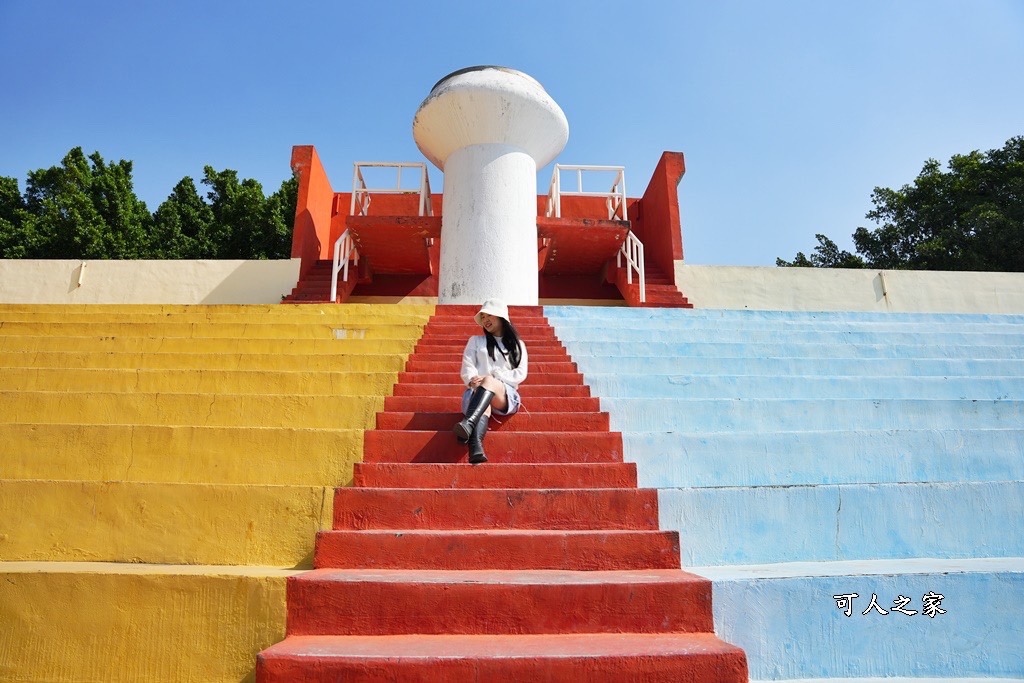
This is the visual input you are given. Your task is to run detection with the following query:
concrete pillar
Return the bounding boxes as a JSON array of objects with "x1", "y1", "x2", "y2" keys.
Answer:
[{"x1": 413, "y1": 66, "x2": 568, "y2": 305}]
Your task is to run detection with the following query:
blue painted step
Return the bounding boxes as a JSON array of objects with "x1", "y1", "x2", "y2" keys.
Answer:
[
  {"x1": 586, "y1": 374, "x2": 1024, "y2": 399},
  {"x1": 624, "y1": 429, "x2": 1024, "y2": 487},
  {"x1": 545, "y1": 306, "x2": 1024, "y2": 679}
]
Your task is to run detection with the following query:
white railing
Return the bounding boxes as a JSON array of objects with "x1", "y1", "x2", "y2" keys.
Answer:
[
  {"x1": 329, "y1": 228, "x2": 359, "y2": 303},
  {"x1": 546, "y1": 164, "x2": 627, "y2": 220},
  {"x1": 617, "y1": 231, "x2": 646, "y2": 304},
  {"x1": 350, "y1": 162, "x2": 433, "y2": 217}
]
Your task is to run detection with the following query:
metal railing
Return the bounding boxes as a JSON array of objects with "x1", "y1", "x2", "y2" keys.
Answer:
[
  {"x1": 350, "y1": 162, "x2": 433, "y2": 217},
  {"x1": 329, "y1": 228, "x2": 359, "y2": 303},
  {"x1": 617, "y1": 231, "x2": 646, "y2": 304},
  {"x1": 546, "y1": 164, "x2": 627, "y2": 220},
  {"x1": 330, "y1": 162, "x2": 432, "y2": 303}
]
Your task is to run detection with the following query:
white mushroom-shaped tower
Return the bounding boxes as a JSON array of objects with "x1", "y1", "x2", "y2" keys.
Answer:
[{"x1": 413, "y1": 66, "x2": 569, "y2": 304}]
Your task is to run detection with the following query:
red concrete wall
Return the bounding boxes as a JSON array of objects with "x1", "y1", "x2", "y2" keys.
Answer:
[
  {"x1": 633, "y1": 152, "x2": 686, "y2": 284},
  {"x1": 290, "y1": 146, "x2": 336, "y2": 278}
]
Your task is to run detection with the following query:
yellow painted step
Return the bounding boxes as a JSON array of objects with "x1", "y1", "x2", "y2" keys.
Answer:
[
  {"x1": 0, "y1": 350, "x2": 408, "y2": 371},
  {"x1": 0, "y1": 561, "x2": 296, "y2": 683},
  {"x1": 1, "y1": 391, "x2": 384, "y2": 428},
  {"x1": 0, "y1": 335, "x2": 421, "y2": 354},
  {"x1": 0, "y1": 321, "x2": 425, "y2": 339},
  {"x1": 0, "y1": 368, "x2": 400, "y2": 395},
  {"x1": 2, "y1": 424, "x2": 364, "y2": 485},
  {"x1": 0, "y1": 302, "x2": 436, "y2": 319},
  {"x1": 0, "y1": 480, "x2": 333, "y2": 566}
]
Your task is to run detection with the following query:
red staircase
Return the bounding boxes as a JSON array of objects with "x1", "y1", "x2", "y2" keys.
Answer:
[
  {"x1": 283, "y1": 259, "x2": 694, "y2": 307},
  {"x1": 282, "y1": 260, "x2": 340, "y2": 303},
  {"x1": 614, "y1": 261, "x2": 693, "y2": 308},
  {"x1": 256, "y1": 305, "x2": 745, "y2": 681}
]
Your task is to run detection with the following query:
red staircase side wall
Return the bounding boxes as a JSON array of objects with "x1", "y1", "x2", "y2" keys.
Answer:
[
  {"x1": 633, "y1": 151, "x2": 686, "y2": 285},
  {"x1": 289, "y1": 146, "x2": 335, "y2": 279}
]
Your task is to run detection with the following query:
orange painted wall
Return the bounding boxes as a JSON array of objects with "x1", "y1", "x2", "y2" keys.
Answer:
[
  {"x1": 290, "y1": 146, "x2": 335, "y2": 278},
  {"x1": 633, "y1": 152, "x2": 686, "y2": 283}
]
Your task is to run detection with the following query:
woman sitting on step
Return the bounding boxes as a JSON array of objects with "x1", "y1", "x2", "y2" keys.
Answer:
[{"x1": 453, "y1": 299, "x2": 528, "y2": 464}]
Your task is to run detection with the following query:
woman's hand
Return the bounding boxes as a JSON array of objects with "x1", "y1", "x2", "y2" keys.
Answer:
[{"x1": 468, "y1": 375, "x2": 486, "y2": 388}]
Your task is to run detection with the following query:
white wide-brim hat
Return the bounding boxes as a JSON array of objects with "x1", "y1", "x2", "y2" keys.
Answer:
[{"x1": 475, "y1": 299, "x2": 509, "y2": 325}]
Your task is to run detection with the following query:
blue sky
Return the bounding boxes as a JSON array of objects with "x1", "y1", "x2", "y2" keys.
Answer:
[{"x1": 2, "y1": 0, "x2": 1022, "y2": 266}]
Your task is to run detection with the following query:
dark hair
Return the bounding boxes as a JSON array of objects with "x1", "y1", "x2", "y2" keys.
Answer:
[{"x1": 485, "y1": 317, "x2": 522, "y2": 369}]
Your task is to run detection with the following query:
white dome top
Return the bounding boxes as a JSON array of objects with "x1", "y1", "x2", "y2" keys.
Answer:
[{"x1": 413, "y1": 66, "x2": 569, "y2": 170}]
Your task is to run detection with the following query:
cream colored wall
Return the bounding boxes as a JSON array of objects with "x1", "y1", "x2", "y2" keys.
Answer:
[
  {"x1": 0, "y1": 259, "x2": 302, "y2": 304},
  {"x1": 676, "y1": 263, "x2": 1024, "y2": 313}
]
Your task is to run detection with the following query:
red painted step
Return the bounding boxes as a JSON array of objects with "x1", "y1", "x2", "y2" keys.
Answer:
[
  {"x1": 392, "y1": 383, "x2": 591, "y2": 397},
  {"x1": 363, "y1": 429, "x2": 623, "y2": 463},
  {"x1": 383, "y1": 395, "x2": 600, "y2": 412},
  {"x1": 314, "y1": 529, "x2": 681, "y2": 570},
  {"x1": 399, "y1": 371, "x2": 585, "y2": 385},
  {"x1": 332, "y1": 487, "x2": 659, "y2": 530},
  {"x1": 404, "y1": 359, "x2": 576, "y2": 373},
  {"x1": 352, "y1": 462, "x2": 637, "y2": 489},
  {"x1": 257, "y1": 633, "x2": 747, "y2": 683},
  {"x1": 255, "y1": 303, "x2": 746, "y2": 681},
  {"x1": 285, "y1": 568, "x2": 713, "y2": 636},
  {"x1": 375, "y1": 410, "x2": 608, "y2": 431},
  {"x1": 411, "y1": 348, "x2": 567, "y2": 358}
]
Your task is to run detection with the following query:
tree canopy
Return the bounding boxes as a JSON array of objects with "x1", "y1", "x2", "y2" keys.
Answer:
[
  {"x1": 778, "y1": 136, "x2": 1024, "y2": 272},
  {"x1": 0, "y1": 148, "x2": 297, "y2": 260}
]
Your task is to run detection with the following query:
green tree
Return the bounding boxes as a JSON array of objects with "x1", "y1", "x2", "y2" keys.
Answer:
[
  {"x1": 776, "y1": 234, "x2": 865, "y2": 268},
  {"x1": 0, "y1": 176, "x2": 31, "y2": 258},
  {"x1": 1, "y1": 148, "x2": 297, "y2": 260},
  {"x1": 779, "y1": 136, "x2": 1024, "y2": 271},
  {"x1": 201, "y1": 167, "x2": 296, "y2": 260},
  {"x1": 15, "y1": 148, "x2": 151, "y2": 259},
  {"x1": 151, "y1": 177, "x2": 216, "y2": 258}
]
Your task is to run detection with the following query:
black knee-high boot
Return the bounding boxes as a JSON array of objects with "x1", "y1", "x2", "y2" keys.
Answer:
[
  {"x1": 468, "y1": 414, "x2": 488, "y2": 464},
  {"x1": 454, "y1": 387, "x2": 495, "y2": 441}
]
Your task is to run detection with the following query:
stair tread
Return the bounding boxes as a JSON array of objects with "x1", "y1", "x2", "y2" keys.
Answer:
[
  {"x1": 260, "y1": 631, "x2": 742, "y2": 657},
  {"x1": 294, "y1": 567, "x2": 708, "y2": 584}
]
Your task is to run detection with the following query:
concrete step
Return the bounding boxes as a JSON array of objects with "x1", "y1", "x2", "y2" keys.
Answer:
[
  {"x1": 600, "y1": 397, "x2": 1024, "y2": 432},
  {"x1": 285, "y1": 568, "x2": 712, "y2": 635},
  {"x1": 256, "y1": 632, "x2": 747, "y2": 682},
  {"x1": 560, "y1": 339, "x2": 1024, "y2": 360},
  {"x1": 333, "y1": 487, "x2": 659, "y2": 530},
  {"x1": 399, "y1": 370, "x2": 584, "y2": 384},
  {"x1": 411, "y1": 350, "x2": 570, "y2": 362},
  {"x1": 419, "y1": 322, "x2": 559, "y2": 333},
  {"x1": 314, "y1": 529, "x2": 681, "y2": 570},
  {"x1": 564, "y1": 356, "x2": 1024, "y2": 378},
  {"x1": 363, "y1": 429, "x2": 623, "y2": 463},
  {"x1": 0, "y1": 367, "x2": 401, "y2": 395},
  {"x1": 383, "y1": 395, "x2": 601, "y2": 412},
  {"x1": 695, "y1": 557, "x2": 1024, "y2": 679},
  {"x1": 1, "y1": 423, "x2": 367, "y2": 486},
  {"x1": 405, "y1": 358, "x2": 575, "y2": 373},
  {"x1": 0, "y1": 479, "x2": 333, "y2": 565},
  {"x1": 1, "y1": 391, "x2": 383, "y2": 429},
  {"x1": 0, "y1": 320, "x2": 424, "y2": 339},
  {"x1": 392, "y1": 383, "x2": 591, "y2": 397},
  {"x1": 352, "y1": 462, "x2": 637, "y2": 489},
  {"x1": 544, "y1": 305, "x2": 1024, "y2": 326},
  {"x1": 658, "y1": 480, "x2": 1024, "y2": 566},
  {"x1": 374, "y1": 410, "x2": 609, "y2": 431},
  {"x1": 624, "y1": 429, "x2": 1024, "y2": 487},
  {"x1": 551, "y1": 325, "x2": 1024, "y2": 346},
  {"x1": 0, "y1": 350, "x2": 408, "y2": 372},
  {"x1": 0, "y1": 302, "x2": 435, "y2": 321},
  {"x1": 582, "y1": 373, "x2": 1024, "y2": 400},
  {"x1": 1, "y1": 560, "x2": 297, "y2": 683},
  {"x1": 0, "y1": 335, "x2": 421, "y2": 355}
]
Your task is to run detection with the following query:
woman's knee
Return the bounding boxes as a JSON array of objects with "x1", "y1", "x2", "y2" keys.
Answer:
[{"x1": 480, "y1": 376, "x2": 505, "y2": 395}]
